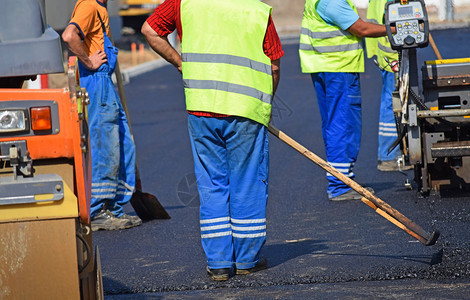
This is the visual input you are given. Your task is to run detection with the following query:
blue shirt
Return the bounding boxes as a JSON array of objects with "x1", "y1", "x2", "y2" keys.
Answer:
[{"x1": 317, "y1": 0, "x2": 359, "y2": 30}]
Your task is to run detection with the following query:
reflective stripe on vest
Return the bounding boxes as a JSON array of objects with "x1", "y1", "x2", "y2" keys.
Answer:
[
  {"x1": 378, "y1": 41, "x2": 395, "y2": 54},
  {"x1": 181, "y1": 0, "x2": 273, "y2": 126},
  {"x1": 181, "y1": 53, "x2": 272, "y2": 75},
  {"x1": 300, "y1": 27, "x2": 351, "y2": 39},
  {"x1": 299, "y1": 27, "x2": 362, "y2": 53},
  {"x1": 299, "y1": 0, "x2": 364, "y2": 73},
  {"x1": 365, "y1": 0, "x2": 398, "y2": 72},
  {"x1": 299, "y1": 42, "x2": 362, "y2": 53},
  {"x1": 183, "y1": 79, "x2": 272, "y2": 104}
]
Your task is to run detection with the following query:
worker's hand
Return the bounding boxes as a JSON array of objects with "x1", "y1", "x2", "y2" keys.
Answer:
[{"x1": 88, "y1": 50, "x2": 108, "y2": 70}]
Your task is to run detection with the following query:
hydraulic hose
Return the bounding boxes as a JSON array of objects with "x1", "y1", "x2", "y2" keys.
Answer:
[
  {"x1": 387, "y1": 123, "x2": 407, "y2": 155},
  {"x1": 76, "y1": 232, "x2": 92, "y2": 274}
]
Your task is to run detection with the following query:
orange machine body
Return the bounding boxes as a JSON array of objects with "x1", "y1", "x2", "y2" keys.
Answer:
[{"x1": 0, "y1": 59, "x2": 91, "y2": 223}]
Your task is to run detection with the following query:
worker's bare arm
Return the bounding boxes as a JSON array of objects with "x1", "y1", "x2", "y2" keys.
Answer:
[
  {"x1": 62, "y1": 24, "x2": 107, "y2": 70},
  {"x1": 142, "y1": 22, "x2": 182, "y2": 73},
  {"x1": 271, "y1": 59, "x2": 280, "y2": 96},
  {"x1": 347, "y1": 18, "x2": 396, "y2": 38}
]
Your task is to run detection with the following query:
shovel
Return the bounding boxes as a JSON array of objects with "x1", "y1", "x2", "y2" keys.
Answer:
[{"x1": 110, "y1": 33, "x2": 170, "y2": 220}]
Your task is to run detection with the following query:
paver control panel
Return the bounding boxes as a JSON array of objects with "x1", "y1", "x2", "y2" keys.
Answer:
[{"x1": 385, "y1": 0, "x2": 429, "y2": 50}]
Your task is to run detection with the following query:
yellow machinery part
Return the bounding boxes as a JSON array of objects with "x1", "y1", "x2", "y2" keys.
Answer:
[
  {"x1": 0, "y1": 178, "x2": 78, "y2": 223},
  {"x1": 425, "y1": 58, "x2": 470, "y2": 65}
]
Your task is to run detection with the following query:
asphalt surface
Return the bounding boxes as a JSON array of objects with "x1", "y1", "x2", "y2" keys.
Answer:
[{"x1": 95, "y1": 27, "x2": 470, "y2": 299}]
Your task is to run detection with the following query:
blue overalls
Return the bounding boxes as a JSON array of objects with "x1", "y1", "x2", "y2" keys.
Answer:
[
  {"x1": 78, "y1": 20, "x2": 136, "y2": 218},
  {"x1": 378, "y1": 69, "x2": 400, "y2": 162},
  {"x1": 311, "y1": 72, "x2": 362, "y2": 199},
  {"x1": 188, "y1": 115, "x2": 269, "y2": 270}
]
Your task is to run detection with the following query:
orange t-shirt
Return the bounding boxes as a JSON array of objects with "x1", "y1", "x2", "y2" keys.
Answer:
[{"x1": 69, "y1": 0, "x2": 110, "y2": 56}]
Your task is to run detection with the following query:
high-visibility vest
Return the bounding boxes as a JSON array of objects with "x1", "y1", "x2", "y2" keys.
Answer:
[
  {"x1": 299, "y1": 0, "x2": 364, "y2": 73},
  {"x1": 365, "y1": 0, "x2": 398, "y2": 72},
  {"x1": 180, "y1": 0, "x2": 273, "y2": 126}
]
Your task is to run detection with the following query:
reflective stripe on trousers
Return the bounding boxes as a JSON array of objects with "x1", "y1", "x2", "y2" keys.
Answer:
[
  {"x1": 311, "y1": 72, "x2": 361, "y2": 198},
  {"x1": 188, "y1": 115, "x2": 268, "y2": 269},
  {"x1": 378, "y1": 70, "x2": 400, "y2": 161}
]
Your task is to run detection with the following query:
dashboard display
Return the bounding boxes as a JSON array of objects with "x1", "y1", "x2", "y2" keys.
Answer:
[{"x1": 398, "y1": 6, "x2": 413, "y2": 16}]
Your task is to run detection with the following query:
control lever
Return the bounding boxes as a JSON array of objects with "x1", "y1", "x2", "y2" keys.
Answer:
[
  {"x1": 0, "y1": 142, "x2": 33, "y2": 179},
  {"x1": 384, "y1": 57, "x2": 400, "y2": 73},
  {"x1": 373, "y1": 59, "x2": 386, "y2": 71},
  {"x1": 404, "y1": 35, "x2": 416, "y2": 46}
]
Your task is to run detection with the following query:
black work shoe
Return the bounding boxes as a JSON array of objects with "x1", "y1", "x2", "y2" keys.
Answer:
[
  {"x1": 329, "y1": 187, "x2": 375, "y2": 201},
  {"x1": 206, "y1": 266, "x2": 231, "y2": 281},
  {"x1": 119, "y1": 213, "x2": 142, "y2": 227},
  {"x1": 91, "y1": 209, "x2": 134, "y2": 231},
  {"x1": 236, "y1": 258, "x2": 268, "y2": 275}
]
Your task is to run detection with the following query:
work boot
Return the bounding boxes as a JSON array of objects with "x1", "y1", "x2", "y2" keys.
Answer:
[
  {"x1": 91, "y1": 209, "x2": 134, "y2": 231},
  {"x1": 329, "y1": 187, "x2": 375, "y2": 201},
  {"x1": 378, "y1": 160, "x2": 413, "y2": 172},
  {"x1": 236, "y1": 257, "x2": 268, "y2": 275},
  {"x1": 118, "y1": 213, "x2": 142, "y2": 227},
  {"x1": 206, "y1": 266, "x2": 232, "y2": 281}
]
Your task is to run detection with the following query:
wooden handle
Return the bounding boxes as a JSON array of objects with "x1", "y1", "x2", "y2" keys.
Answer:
[
  {"x1": 429, "y1": 33, "x2": 443, "y2": 60},
  {"x1": 361, "y1": 197, "x2": 426, "y2": 244},
  {"x1": 268, "y1": 124, "x2": 437, "y2": 245}
]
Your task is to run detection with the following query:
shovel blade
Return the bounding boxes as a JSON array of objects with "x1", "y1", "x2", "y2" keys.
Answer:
[{"x1": 130, "y1": 190, "x2": 171, "y2": 220}]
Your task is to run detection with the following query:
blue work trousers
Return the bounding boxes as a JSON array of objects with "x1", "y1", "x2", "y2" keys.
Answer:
[
  {"x1": 79, "y1": 37, "x2": 136, "y2": 218},
  {"x1": 378, "y1": 70, "x2": 400, "y2": 162},
  {"x1": 188, "y1": 114, "x2": 269, "y2": 270},
  {"x1": 311, "y1": 72, "x2": 362, "y2": 198}
]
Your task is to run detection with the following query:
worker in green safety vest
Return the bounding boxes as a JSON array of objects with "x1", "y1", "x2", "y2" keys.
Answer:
[
  {"x1": 299, "y1": 0, "x2": 396, "y2": 201},
  {"x1": 365, "y1": 0, "x2": 411, "y2": 172},
  {"x1": 142, "y1": 0, "x2": 284, "y2": 281}
]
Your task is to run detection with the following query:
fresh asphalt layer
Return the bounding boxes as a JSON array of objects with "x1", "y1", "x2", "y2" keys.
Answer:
[{"x1": 95, "y1": 27, "x2": 470, "y2": 299}]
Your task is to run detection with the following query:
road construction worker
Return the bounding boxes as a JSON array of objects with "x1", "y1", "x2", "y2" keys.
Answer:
[
  {"x1": 365, "y1": 0, "x2": 410, "y2": 172},
  {"x1": 62, "y1": 0, "x2": 141, "y2": 231},
  {"x1": 299, "y1": 0, "x2": 396, "y2": 201},
  {"x1": 142, "y1": 0, "x2": 283, "y2": 281}
]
